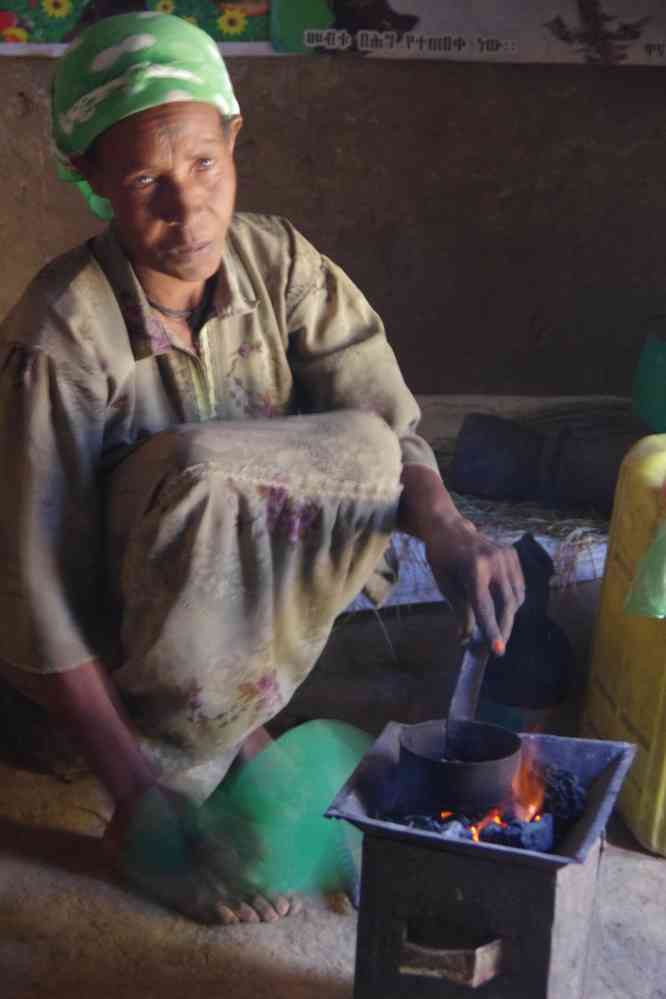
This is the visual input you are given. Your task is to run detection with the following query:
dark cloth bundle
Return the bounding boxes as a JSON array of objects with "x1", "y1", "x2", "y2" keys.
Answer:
[{"x1": 447, "y1": 411, "x2": 646, "y2": 516}]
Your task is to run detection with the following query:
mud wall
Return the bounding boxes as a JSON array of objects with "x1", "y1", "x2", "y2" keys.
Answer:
[{"x1": 2, "y1": 54, "x2": 665, "y2": 395}]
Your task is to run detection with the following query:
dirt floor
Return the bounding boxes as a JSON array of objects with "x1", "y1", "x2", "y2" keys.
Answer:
[{"x1": 1, "y1": 605, "x2": 664, "y2": 999}]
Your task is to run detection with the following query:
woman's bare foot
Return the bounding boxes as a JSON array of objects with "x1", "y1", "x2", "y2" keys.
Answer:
[
  {"x1": 105, "y1": 784, "x2": 301, "y2": 925},
  {"x1": 215, "y1": 893, "x2": 303, "y2": 925}
]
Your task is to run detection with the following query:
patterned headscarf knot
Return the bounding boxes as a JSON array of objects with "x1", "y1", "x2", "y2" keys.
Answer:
[{"x1": 51, "y1": 12, "x2": 241, "y2": 221}]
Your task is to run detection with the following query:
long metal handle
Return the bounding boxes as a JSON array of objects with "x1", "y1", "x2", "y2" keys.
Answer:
[{"x1": 447, "y1": 630, "x2": 491, "y2": 724}]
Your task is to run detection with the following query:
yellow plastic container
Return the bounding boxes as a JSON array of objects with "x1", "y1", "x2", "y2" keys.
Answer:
[{"x1": 583, "y1": 435, "x2": 666, "y2": 855}]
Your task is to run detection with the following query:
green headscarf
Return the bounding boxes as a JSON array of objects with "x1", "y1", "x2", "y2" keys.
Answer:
[{"x1": 52, "y1": 12, "x2": 241, "y2": 221}]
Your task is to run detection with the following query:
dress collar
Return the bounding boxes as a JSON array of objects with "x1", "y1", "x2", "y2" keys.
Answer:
[
  {"x1": 90, "y1": 220, "x2": 257, "y2": 359},
  {"x1": 215, "y1": 230, "x2": 258, "y2": 319}
]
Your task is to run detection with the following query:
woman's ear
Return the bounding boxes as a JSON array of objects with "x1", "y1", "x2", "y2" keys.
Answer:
[{"x1": 226, "y1": 115, "x2": 243, "y2": 155}]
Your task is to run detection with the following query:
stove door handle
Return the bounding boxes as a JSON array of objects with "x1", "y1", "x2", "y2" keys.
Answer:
[{"x1": 399, "y1": 934, "x2": 503, "y2": 989}]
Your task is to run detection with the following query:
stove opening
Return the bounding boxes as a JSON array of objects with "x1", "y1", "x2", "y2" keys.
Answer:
[
  {"x1": 406, "y1": 916, "x2": 491, "y2": 951},
  {"x1": 401, "y1": 917, "x2": 504, "y2": 987}
]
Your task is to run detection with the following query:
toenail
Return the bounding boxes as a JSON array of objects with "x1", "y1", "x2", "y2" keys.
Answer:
[
  {"x1": 219, "y1": 905, "x2": 239, "y2": 925},
  {"x1": 239, "y1": 903, "x2": 260, "y2": 923}
]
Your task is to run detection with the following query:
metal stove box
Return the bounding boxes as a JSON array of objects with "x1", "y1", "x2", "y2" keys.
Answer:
[{"x1": 326, "y1": 721, "x2": 635, "y2": 999}]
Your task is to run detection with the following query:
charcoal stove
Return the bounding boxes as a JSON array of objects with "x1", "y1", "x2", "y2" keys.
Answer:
[{"x1": 326, "y1": 720, "x2": 635, "y2": 999}]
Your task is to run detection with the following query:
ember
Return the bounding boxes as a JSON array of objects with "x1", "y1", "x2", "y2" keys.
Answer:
[
  {"x1": 397, "y1": 810, "x2": 555, "y2": 852},
  {"x1": 386, "y1": 763, "x2": 586, "y2": 855}
]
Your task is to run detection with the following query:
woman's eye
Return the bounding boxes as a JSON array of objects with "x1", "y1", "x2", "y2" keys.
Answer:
[
  {"x1": 197, "y1": 158, "x2": 214, "y2": 170},
  {"x1": 131, "y1": 175, "x2": 155, "y2": 189}
]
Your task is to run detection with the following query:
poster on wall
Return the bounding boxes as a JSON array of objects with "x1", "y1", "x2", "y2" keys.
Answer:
[
  {"x1": 0, "y1": 1, "x2": 270, "y2": 53},
  {"x1": 271, "y1": 1, "x2": 666, "y2": 65}
]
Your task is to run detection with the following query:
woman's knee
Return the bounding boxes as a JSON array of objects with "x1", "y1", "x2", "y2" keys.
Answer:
[{"x1": 324, "y1": 410, "x2": 402, "y2": 487}]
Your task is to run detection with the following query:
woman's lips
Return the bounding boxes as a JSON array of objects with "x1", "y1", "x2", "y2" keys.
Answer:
[{"x1": 166, "y1": 240, "x2": 213, "y2": 257}]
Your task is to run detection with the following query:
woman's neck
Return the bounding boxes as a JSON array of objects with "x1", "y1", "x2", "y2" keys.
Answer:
[{"x1": 136, "y1": 270, "x2": 206, "y2": 315}]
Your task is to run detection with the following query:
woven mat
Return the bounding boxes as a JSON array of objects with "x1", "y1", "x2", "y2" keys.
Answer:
[
  {"x1": 350, "y1": 495, "x2": 609, "y2": 613},
  {"x1": 451, "y1": 491, "x2": 609, "y2": 588}
]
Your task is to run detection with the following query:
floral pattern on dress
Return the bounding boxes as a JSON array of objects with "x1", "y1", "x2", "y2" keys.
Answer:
[
  {"x1": 229, "y1": 337, "x2": 264, "y2": 373},
  {"x1": 224, "y1": 334, "x2": 280, "y2": 418},
  {"x1": 118, "y1": 294, "x2": 172, "y2": 357},
  {"x1": 226, "y1": 372, "x2": 277, "y2": 418},
  {"x1": 182, "y1": 671, "x2": 282, "y2": 733},
  {"x1": 259, "y1": 485, "x2": 321, "y2": 543},
  {"x1": 185, "y1": 680, "x2": 206, "y2": 724},
  {"x1": 236, "y1": 668, "x2": 282, "y2": 715}
]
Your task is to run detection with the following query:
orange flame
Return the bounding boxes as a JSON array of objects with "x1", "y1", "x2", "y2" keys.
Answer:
[
  {"x1": 439, "y1": 740, "x2": 546, "y2": 841},
  {"x1": 511, "y1": 742, "x2": 545, "y2": 822},
  {"x1": 470, "y1": 807, "x2": 507, "y2": 842}
]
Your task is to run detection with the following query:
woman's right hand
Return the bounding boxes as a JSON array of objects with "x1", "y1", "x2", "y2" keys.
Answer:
[{"x1": 104, "y1": 784, "x2": 297, "y2": 925}]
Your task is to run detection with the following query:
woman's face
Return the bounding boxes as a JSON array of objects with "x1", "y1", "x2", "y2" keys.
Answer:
[{"x1": 85, "y1": 101, "x2": 242, "y2": 286}]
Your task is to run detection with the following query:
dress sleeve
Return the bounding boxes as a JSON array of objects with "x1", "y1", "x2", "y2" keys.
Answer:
[
  {"x1": 283, "y1": 223, "x2": 441, "y2": 478},
  {"x1": 0, "y1": 339, "x2": 107, "y2": 674}
]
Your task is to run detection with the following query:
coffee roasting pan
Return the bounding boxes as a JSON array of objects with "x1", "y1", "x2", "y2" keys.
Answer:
[{"x1": 398, "y1": 633, "x2": 522, "y2": 814}]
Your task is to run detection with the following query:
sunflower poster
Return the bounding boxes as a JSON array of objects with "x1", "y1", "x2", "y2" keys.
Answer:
[
  {"x1": 0, "y1": 1, "x2": 270, "y2": 52},
  {"x1": 272, "y1": 0, "x2": 666, "y2": 65}
]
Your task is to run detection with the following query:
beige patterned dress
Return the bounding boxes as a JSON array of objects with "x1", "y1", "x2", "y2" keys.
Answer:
[{"x1": 0, "y1": 213, "x2": 439, "y2": 798}]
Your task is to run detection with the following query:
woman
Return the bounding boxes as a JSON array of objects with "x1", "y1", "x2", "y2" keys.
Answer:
[{"x1": 0, "y1": 13, "x2": 523, "y2": 924}]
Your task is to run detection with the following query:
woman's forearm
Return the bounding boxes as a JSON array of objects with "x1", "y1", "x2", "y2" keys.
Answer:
[
  {"x1": 3, "y1": 659, "x2": 157, "y2": 804},
  {"x1": 398, "y1": 464, "x2": 472, "y2": 543}
]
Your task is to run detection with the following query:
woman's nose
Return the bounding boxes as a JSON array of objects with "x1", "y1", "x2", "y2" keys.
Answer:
[{"x1": 158, "y1": 179, "x2": 201, "y2": 226}]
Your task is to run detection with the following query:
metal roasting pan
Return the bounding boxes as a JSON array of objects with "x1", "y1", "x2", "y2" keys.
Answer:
[{"x1": 397, "y1": 632, "x2": 522, "y2": 814}]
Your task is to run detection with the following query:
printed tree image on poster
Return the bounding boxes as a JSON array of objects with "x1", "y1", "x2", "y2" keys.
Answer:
[
  {"x1": 0, "y1": 0, "x2": 269, "y2": 46},
  {"x1": 271, "y1": 0, "x2": 666, "y2": 65}
]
